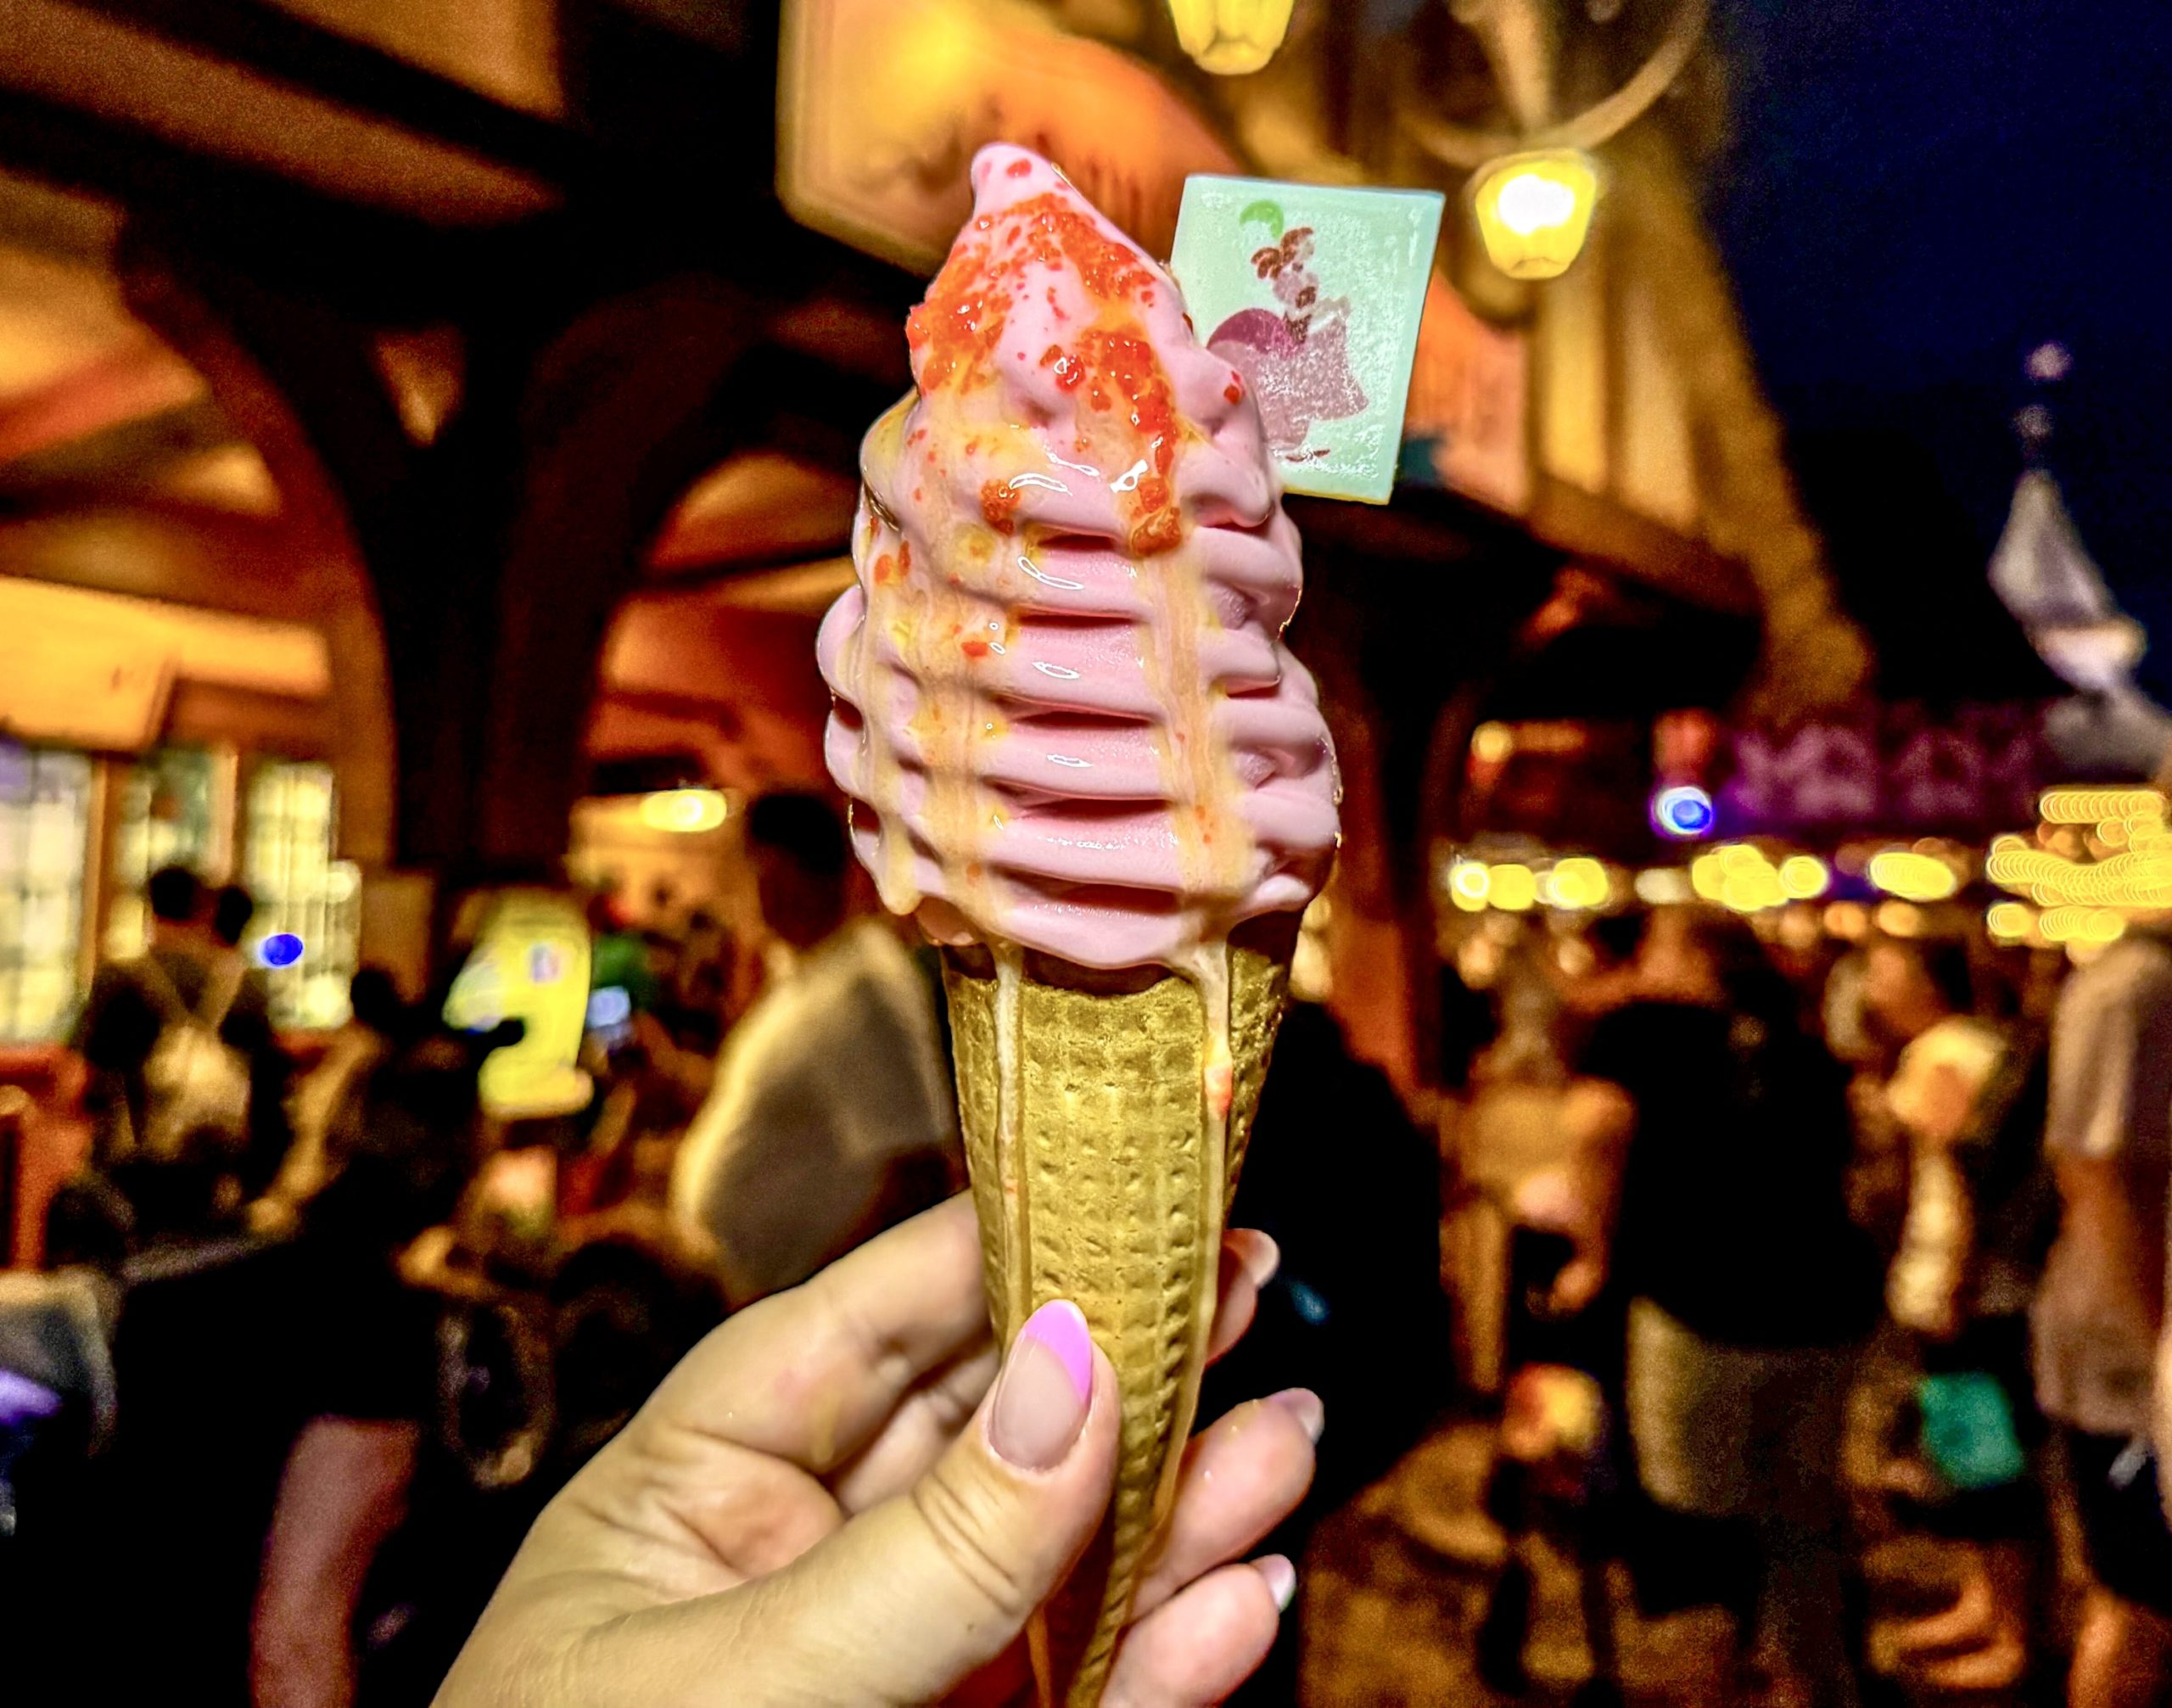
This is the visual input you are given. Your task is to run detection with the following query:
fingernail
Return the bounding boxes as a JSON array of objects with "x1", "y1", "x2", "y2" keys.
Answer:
[
  {"x1": 989, "y1": 1300, "x2": 1094, "y2": 1470},
  {"x1": 1257, "y1": 1554, "x2": 1297, "y2": 1612},
  {"x1": 1231, "y1": 1229, "x2": 1280, "y2": 1288},
  {"x1": 1268, "y1": 1386, "x2": 1325, "y2": 1443}
]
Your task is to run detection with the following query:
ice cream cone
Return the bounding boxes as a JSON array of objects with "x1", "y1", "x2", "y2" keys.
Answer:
[
  {"x1": 943, "y1": 920, "x2": 1294, "y2": 1707},
  {"x1": 814, "y1": 144, "x2": 1341, "y2": 1703}
]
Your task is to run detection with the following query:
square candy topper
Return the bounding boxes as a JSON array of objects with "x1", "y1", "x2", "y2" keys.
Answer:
[{"x1": 1170, "y1": 176, "x2": 1444, "y2": 505}]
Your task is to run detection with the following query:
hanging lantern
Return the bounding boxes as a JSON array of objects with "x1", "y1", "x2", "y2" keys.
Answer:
[
  {"x1": 1470, "y1": 148, "x2": 1601, "y2": 281},
  {"x1": 1167, "y1": 0, "x2": 1296, "y2": 75}
]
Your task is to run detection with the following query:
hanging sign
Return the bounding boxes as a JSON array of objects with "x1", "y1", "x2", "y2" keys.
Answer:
[
  {"x1": 1170, "y1": 175, "x2": 1444, "y2": 503},
  {"x1": 780, "y1": 0, "x2": 1237, "y2": 273},
  {"x1": 1715, "y1": 703, "x2": 2057, "y2": 837},
  {"x1": 442, "y1": 889, "x2": 594, "y2": 1120}
]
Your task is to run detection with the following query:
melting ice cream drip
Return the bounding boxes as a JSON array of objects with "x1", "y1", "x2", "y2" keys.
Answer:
[{"x1": 815, "y1": 143, "x2": 1340, "y2": 978}]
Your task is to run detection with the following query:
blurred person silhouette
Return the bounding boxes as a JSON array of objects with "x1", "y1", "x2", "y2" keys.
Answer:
[
  {"x1": 209, "y1": 882, "x2": 301, "y2": 1205},
  {"x1": 1198, "y1": 982, "x2": 1447, "y2": 1704},
  {"x1": 210, "y1": 882, "x2": 257, "y2": 953},
  {"x1": 0, "y1": 1174, "x2": 136, "y2": 1663},
  {"x1": 669, "y1": 792, "x2": 957, "y2": 1307},
  {"x1": 249, "y1": 1011, "x2": 504, "y2": 1708},
  {"x1": 2033, "y1": 916, "x2": 2172, "y2": 1708},
  {"x1": 1565, "y1": 905, "x2": 1882, "y2": 1708},
  {"x1": 251, "y1": 967, "x2": 407, "y2": 1234},
  {"x1": 42, "y1": 995, "x2": 498, "y2": 1708},
  {"x1": 1867, "y1": 939, "x2": 2005, "y2": 1347},
  {"x1": 655, "y1": 905, "x2": 732, "y2": 1056},
  {"x1": 1862, "y1": 936, "x2": 2046, "y2": 1690},
  {"x1": 72, "y1": 865, "x2": 290, "y2": 1238}
]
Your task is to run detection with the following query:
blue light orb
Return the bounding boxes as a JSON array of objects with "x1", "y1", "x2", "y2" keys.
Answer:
[
  {"x1": 260, "y1": 932, "x2": 305, "y2": 969},
  {"x1": 1652, "y1": 785, "x2": 1716, "y2": 840}
]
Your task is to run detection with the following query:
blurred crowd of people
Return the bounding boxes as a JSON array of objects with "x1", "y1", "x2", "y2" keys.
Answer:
[
  {"x1": 0, "y1": 792, "x2": 975, "y2": 1705},
  {"x1": 0, "y1": 791, "x2": 1445, "y2": 1708},
  {"x1": 23, "y1": 778, "x2": 2172, "y2": 1708},
  {"x1": 1462, "y1": 901, "x2": 2172, "y2": 1708}
]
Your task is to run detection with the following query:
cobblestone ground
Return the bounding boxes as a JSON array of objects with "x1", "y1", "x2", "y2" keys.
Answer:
[
  {"x1": 1291, "y1": 1388, "x2": 2065, "y2": 1705},
  {"x1": 1328, "y1": 1085, "x2": 2070, "y2": 1708}
]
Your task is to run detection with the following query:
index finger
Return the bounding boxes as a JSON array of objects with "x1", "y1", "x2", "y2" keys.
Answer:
[{"x1": 645, "y1": 1192, "x2": 994, "y2": 1475}]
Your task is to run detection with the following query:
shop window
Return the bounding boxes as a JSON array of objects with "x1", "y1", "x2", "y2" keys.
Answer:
[
  {"x1": 243, "y1": 760, "x2": 359, "y2": 1029},
  {"x1": 0, "y1": 743, "x2": 93, "y2": 1044},
  {"x1": 105, "y1": 746, "x2": 220, "y2": 960}
]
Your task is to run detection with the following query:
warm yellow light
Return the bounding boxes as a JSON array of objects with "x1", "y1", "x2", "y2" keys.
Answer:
[
  {"x1": 1986, "y1": 902, "x2": 2035, "y2": 941},
  {"x1": 1778, "y1": 855, "x2": 1831, "y2": 900},
  {"x1": 1470, "y1": 149, "x2": 1601, "y2": 282},
  {"x1": 1448, "y1": 860, "x2": 1491, "y2": 912},
  {"x1": 1987, "y1": 832, "x2": 2172, "y2": 910},
  {"x1": 2040, "y1": 787, "x2": 2167, "y2": 825},
  {"x1": 1166, "y1": 0, "x2": 1296, "y2": 73},
  {"x1": 1689, "y1": 853, "x2": 1725, "y2": 902},
  {"x1": 640, "y1": 788, "x2": 728, "y2": 833},
  {"x1": 1825, "y1": 901, "x2": 1870, "y2": 941},
  {"x1": 2040, "y1": 905, "x2": 2127, "y2": 945},
  {"x1": 1547, "y1": 856, "x2": 1610, "y2": 911},
  {"x1": 1489, "y1": 863, "x2": 1537, "y2": 912},
  {"x1": 1636, "y1": 868, "x2": 1693, "y2": 905},
  {"x1": 1876, "y1": 901, "x2": 1925, "y2": 938},
  {"x1": 1867, "y1": 848, "x2": 1960, "y2": 903},
  {"x1": 1471, "y1": 721, "x2": 1516, "y2": 764},
  {"x1": 1721, "y1": 867, "x2": 1783, "y2": 914}
]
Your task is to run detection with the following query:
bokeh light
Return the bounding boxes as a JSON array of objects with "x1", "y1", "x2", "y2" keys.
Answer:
[
  {"x1": 1778, "y1": 854, "x2": 1831, "y2": 899},
  {"x1": 639, "y1": 788, "x2": 729, "y2": 833},
  {"x1": 1867, "y1": 848, "x2": 1960, "y2": 903},
  {"x1": 1652, "y1": 784, "x2": 1716, "y2": 840},
  {"x1": 1488, "y1": 863, "x2": 1537, "y2": 912}
]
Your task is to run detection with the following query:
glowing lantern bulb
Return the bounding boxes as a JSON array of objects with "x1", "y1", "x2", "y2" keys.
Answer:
[
  {"x1": 1166, "y1": 0, "x2": 1296, "y2": 74},
  {"x1": 1471, "y1": 149, "x2": 1601, "y2": 281},
  {"x1": 639, "y1": 788, "x2": 728, "y2": 833}
]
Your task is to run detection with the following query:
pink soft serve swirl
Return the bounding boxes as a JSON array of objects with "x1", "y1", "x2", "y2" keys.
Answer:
[{"x1": 816, "y1": 145, "x2": 1339, "y2": 971}]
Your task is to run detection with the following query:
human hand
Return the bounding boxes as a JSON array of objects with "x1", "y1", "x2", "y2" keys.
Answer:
[{"x1": 434, "y1": 1194, "x2": 1319, "y2": 1706}]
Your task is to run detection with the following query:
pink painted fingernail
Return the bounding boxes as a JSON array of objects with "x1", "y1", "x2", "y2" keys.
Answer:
[
  {"x1": 1230, "y1": 1229, "x2": 1280, "y2": 1288},
  {"x1": 1268, "y1": 1386, "x2": 1325, "y2": 1443},
  {"x1": 1257, "y1": 1554, "x2": 1298, "y2": 1612},
  {"x1": 990, "y1": 1300, "x2": 1094, "y2": 1470}
]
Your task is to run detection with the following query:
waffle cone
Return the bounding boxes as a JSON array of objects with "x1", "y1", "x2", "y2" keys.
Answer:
[{"x1": 942, "y1": 923, "x2": 1293, "y2": 1707}]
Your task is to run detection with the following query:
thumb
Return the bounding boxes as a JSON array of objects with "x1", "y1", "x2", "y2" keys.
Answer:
[{"x1": 742, "y1": 1299, "x2": 1117, "y2": 1701}]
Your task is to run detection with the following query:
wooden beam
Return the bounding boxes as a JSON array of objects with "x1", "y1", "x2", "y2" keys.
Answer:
[
  {"x1": 64, "y1": 0, "x2": 582, "y2": 170},
  {"x1": 0, "y1": 334, "x2": 204, "y2": 465},
  {"x1": 1525, "y1": 474, "x2": 1759, "y2": 617},
  {"x1": 0, "y1": 503, "x2": 320, "y2": 621},
  {"x1": 0, "y1": 395, "x2": 235, "y2": 492},
  {"x1": 0, "y1": 0, "x2": 558, "y2": 225}
]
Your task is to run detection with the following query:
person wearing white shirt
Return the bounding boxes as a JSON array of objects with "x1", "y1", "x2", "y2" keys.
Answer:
[
  {"x1": 2037, "y1": 926, "x2": 2172, "y2": 1708},
  {"x1": 669, "y1": 793, "x2": 958, "y2": 1308}
]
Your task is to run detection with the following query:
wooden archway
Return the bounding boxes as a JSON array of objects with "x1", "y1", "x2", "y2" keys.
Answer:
[
  {"x1": 120, "y1": 260, "x2": 399, "y2": 870},
  {"x1": 471, "y1": 279, "x2": 904, "y2": 867}
]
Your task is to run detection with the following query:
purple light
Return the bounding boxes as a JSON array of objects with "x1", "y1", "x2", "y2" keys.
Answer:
[
  {"x1": 1653, "y1": 785, "x2": 1716, "y2": 840},
  {"x1": 260, "y1": 932, "x2": 305, "y2": 969}
]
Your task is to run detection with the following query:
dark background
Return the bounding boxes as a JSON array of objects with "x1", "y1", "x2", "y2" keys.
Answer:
[{"x1": 1705, "y1": 0, "x2": 2172, "y2": 703}]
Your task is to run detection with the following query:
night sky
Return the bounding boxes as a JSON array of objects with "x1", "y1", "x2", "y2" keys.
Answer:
[{"x1": 1704, "y1": 0, "x2": 2172, "y2": 701}]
